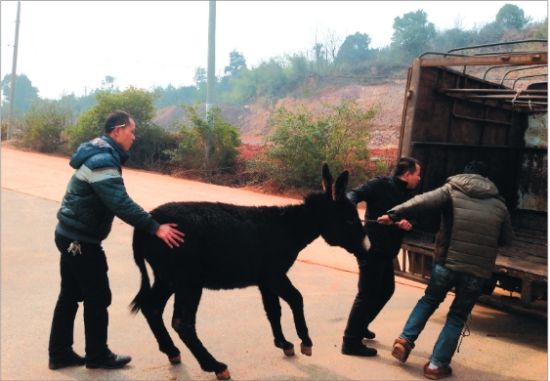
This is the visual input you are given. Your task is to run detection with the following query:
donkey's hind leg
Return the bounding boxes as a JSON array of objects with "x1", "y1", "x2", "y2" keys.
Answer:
[
  {"x1": 259, "y1": 285, "x2": 295, "y2": 356},
  {"x1": 269, "y1": 275, "x2": 313, "y2": 356},
  {"x1": 171, "y1": 285, "x2": 230, "y2": 380},
  {"x1": 141, "y1": 280, "x2": 181, "y2": 364}
]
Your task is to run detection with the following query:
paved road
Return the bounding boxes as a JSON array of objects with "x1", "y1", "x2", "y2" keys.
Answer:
[{"x1": 1, "y1": 147, "x2": 547, "y2": 380}]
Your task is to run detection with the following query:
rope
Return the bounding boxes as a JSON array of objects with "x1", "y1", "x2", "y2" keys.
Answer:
[{"x1": 456, "y1": 313, "x2": 471, "y2": 353}]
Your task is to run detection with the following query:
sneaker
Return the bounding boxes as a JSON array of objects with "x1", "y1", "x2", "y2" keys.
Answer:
[
  {"x1": 423, "y1": 362, "x2": 452, "y2": 380},
  {"x1": 391, "y1": 337, "x2": 414, "y2": 363},
  {"x1": 49, "y1": 350, "x2": 86, "y2": 370},
  {"x1": 86, "y1": 351, "x2": 132, "y2": 369},
  {"x1": 341, "y1": 341, "x2": 377, "y2": 357},
  {"x1": 363, "y1": 328, "x2": 376, "y2": 340}
]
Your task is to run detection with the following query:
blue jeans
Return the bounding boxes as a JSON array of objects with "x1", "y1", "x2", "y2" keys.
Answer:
[{"x1": 399, "y1": 264, "x2": 485, "y2": 367}]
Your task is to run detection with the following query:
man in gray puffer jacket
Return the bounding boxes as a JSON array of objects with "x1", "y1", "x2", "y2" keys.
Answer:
[
  {"x1": 378, "y1": 161, "x2": 513, "y2": 380},
  {"x1": 49, "y1": 111, "x2": 185, "y2": 371}
]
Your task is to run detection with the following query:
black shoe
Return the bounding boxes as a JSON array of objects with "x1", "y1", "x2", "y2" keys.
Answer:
[
  {"x1": 49, "y1": 350, "x2": 86, "y2": 370},
  {"x1": 363, "y1": 328, "x2": 376, "y2": 340},
  {"x1": 341, "y1": 342, "x2": 377, "y2": 357},
  {"x1": 86, "y1": 352, "x2": 132, "y2": 369}
]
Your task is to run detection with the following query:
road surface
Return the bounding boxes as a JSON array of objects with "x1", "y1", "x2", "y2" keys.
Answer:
[{"x1": 1, "y1": 146, "x2": 546, "y2": 380}]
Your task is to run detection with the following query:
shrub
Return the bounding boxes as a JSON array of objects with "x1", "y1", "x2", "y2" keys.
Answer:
[
  {"x1": 255, "y1": 100, "x2": 376, "y2": 190},
  {"x1": 167, "y1": 106, "x2": 241, "y2": 178},
  {"x1": 19, "y1": 100, "x2": 71, "y2": 153},
  {"x1": 126, "y1": 122, "x2": 179, "y2": 170}
]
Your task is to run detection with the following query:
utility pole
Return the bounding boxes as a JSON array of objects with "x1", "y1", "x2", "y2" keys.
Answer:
[
  {"x1": 206, "y1": 0, "x2": 216, "y2": 120},
  {"x1": 7, "y1": 1, "x2": 21, "y2": 140},
  {"x1": 205, "y1": 0, "x2": 216, "y2": 175}
]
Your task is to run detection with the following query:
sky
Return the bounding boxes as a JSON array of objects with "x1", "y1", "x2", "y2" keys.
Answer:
[{"x1": 0, "y1": 1, "x2": 547, "y2": 100}]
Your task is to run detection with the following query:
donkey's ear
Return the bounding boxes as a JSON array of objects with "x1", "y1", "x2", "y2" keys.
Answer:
[
  {"x1": 334, "y1": 170, "x2": 349, "y2": 201},
  {"x1": 322, "y1": 163, "x2": 333, "y2": 198}
]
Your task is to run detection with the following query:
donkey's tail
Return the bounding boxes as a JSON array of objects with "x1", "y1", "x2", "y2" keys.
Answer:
[{"x1": 130, "y1": 232, "x2": 152, "y2": 314}]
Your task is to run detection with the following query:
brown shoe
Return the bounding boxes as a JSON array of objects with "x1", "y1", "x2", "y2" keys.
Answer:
[
  {"x1": 391, "y1": 337, "x2": 414, "y2": 363},
  {"x1": 423, "y1": 362, "x2": 452, "y2": 380}
]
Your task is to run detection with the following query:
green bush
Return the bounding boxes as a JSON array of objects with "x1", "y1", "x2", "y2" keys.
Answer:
[
  {"x1": 126, "y1": 122, "x2": 179, "y2": 170},
  {"x1": 19, "y1": 100, "x2": 71, "y2": 153},
  {"x1": 62, "y1": 87, "x2": 178, "y2": 171},
  {"x1": 1, "y1": 119, "x2": 8, "y2": 141},
  {"x1": 65, "y1": 87, "x2": 155, "y2": 152},
  {"x1": 255, "y1": 101, "x2": 376, "y2": 190},
  {"x1": 167, "y1": 106, "x2": 241, "y2": 177}
]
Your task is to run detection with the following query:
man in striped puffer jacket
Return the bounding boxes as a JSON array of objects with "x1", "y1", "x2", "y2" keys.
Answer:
[
  {"x1": 378, "y1": 161, "x2": 513, "y2": 380},
  {"x1": 49, "y1": 111, "x2": 184, "y2": 371}
]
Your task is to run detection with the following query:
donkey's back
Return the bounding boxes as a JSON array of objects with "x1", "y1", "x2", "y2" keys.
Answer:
[{"x1": 133, "y1": 201, "x2": 303, "y2": 289}]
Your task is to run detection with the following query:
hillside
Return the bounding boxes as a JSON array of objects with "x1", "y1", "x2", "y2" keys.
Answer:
[{"x1": 153, "y1": 79, "x2": 407, "y2": 149}]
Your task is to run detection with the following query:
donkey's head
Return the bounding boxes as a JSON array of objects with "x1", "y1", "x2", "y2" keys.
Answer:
[{"x1": 308, "y1": 163, "x2": 370, "y2": 257}]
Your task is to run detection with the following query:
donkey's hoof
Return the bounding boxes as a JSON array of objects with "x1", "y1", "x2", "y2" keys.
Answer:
[
  {"x1": 283, "y1": 346, "x2": 295, "y2": 357},
  {"x1": 216, "y1": 368, "x2": 231, "y2": 380},
  {"x1": 168, "y1": 354, "x2": 181, "y2": 365},
  {"x1": 300, "y1": 344, "x2": 312, "y2": 356},
  {"x1": 275, "y1": 340, "x2": 295, "y2": 357}
]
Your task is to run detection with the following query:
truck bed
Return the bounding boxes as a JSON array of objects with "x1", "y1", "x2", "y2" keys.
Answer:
[{"x1": 397, "y1": 212, "x2": 547, "y2": 318}]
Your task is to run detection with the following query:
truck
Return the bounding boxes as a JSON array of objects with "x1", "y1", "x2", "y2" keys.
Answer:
[{"x1": 394, "y1": 40, "x2": 547, "y2": 319}]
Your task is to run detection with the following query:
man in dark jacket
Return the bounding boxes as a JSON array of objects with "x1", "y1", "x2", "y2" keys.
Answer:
[
  {"x1": 341, "y1": 157, "x2": 421, "y2": 357},
  {"x1": 48, "y1": 111, "x2": 185, "y2": 370},
  {"x1": 379, "y1": 161, "x2": 513, "y2": 380}
]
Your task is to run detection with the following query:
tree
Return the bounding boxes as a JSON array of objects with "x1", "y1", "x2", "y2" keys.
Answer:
[
  {"x1": 254, "y1": 59, "x2": 287, "y2": 98},
  {"x1": 391, "y1": 10, "x2": 436, "y2": 59},
  {"x1": 335, "y1": 32, "x2": 373, "y2": 65},
  {"x1": 194, "y1": 67, "x2": 207, "y2": 88},
  {"x1": 224, "y1": 50, "x2": 247, "y2": 77},
  {"x1": 152, "y1": 84, "x2": 199, "y2": 108},
  {"x1": 193, "y1": 67, "x2": 207, "y2": 100},
  {"x1": 218, "y1": 69, "x2": 257, "y2": 105},
  {"x1": 531, "y1": 18, "x2": 548, "y2": 39},
  {"x1": 285, "y1": 53, "x2": 309, "y2": 87},
  {"x1": 312, "y1": 42, "x2": 327, "y2": 73},
  {"x1": 433, "y1": 28, "x2": 476, "y2": 52},
  {"x1": 476, "y1": 21, "x2": 505, "y2": 44},
  {"x1": 1, "y1": 73, "x2": 40, "y2": 117},
  {"x1": 496, "y1": 4, "x2": 529, "y2": 29},
  {"x1": 65, "y1": 87, "x2": 156, "y2": 151},
  {"x1": 65, "y1": 87, "x2": 176, "y2": 169},
  {"x1": 322, "y1": 29, "x2": 343, "y2": 64},
  {"x1": 313, "y1": 43, "x2": 325, "y2": 64},
  {"x1": 100, "y1": 75, "x2": 117, "y2": 91}
]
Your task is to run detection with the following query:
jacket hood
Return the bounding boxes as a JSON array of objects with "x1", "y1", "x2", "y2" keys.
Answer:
[
  {"x1": 69, "y1": 135, "x2": 129, "y2": 169},
  {"x1": 447, "y1": 174, "x2": 499, "y2": 199}
]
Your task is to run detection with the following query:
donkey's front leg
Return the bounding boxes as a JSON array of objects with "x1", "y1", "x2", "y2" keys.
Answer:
[
  {"x1": 259, "y1": 285, "x2": 295, "y2": 356},
  {"x1": 270, "y1": 275, "x2": 313, "y2": 356}
]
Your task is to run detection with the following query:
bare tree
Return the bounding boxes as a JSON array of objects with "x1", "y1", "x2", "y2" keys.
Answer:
[{"x1": 322, "y1": 28, "x2": 343, "y2": 63}]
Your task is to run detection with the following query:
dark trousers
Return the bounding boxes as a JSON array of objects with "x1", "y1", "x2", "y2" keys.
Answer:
[
  {"x1": 49, "y1": 233, "x2": 112, "y2": 361},
  {"x1": 343, "y1": 251, "x2": 395, "y2": 342}
]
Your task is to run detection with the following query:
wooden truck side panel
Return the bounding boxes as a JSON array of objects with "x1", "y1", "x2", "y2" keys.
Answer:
[{"x1": 396, "y1": 52, "x2": 547, "y2": 318}]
